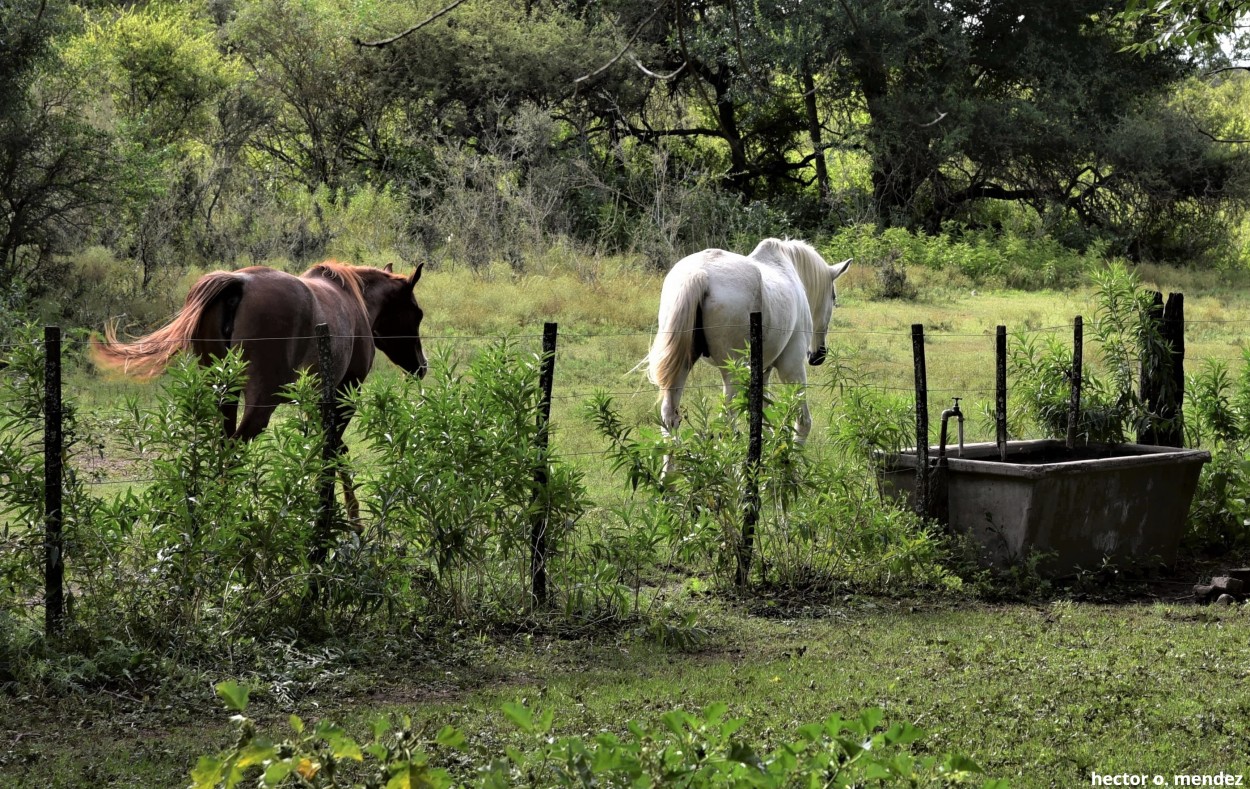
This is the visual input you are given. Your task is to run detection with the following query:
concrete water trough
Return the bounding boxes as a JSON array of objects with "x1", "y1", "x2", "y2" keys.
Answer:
[{"x1": 879, "y1": 439, "x2": 1211, "y2": 575}]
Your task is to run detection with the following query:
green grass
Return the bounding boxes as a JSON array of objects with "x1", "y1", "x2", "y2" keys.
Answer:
[{"x1": 4, "y1": 596, "x2": 1249, "y2": 786}]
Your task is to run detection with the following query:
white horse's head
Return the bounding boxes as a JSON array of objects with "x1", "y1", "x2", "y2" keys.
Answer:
[{"x1": 782, "y1": 241, "x2": 851, "y2": 366}]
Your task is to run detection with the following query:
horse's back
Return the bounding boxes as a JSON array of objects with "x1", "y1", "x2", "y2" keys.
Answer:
[{"x1": 675, "y1": 245, "x2": 811, "y2": 368}]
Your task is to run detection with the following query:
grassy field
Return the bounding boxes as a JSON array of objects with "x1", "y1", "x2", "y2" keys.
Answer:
[
  {"x1": 3, "y1": 595, "x2": 1249, "y2": 786},
  {"x1": 8, "y1": 252, "x2": 1250, "y2": 787}
]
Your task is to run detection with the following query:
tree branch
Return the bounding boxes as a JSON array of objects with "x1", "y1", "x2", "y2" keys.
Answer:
[
  {"x1": 354, "y1": 0, "x2": 470, "y2": 48},
  {"x1": 575, "y1": 3, "x2": 667, "y2": 85},
  {"x1": 629, "y1": 54, "x2": 684, "y2": 81}
]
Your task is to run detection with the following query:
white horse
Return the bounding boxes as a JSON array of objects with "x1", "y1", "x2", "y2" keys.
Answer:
[{"x1": 646, "y1": 238, "x2": 851, "y2": 471}]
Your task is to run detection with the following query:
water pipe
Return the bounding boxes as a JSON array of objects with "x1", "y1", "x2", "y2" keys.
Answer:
[{"x1": 938, "y1": 397, "x2": 964, "y2": 461}]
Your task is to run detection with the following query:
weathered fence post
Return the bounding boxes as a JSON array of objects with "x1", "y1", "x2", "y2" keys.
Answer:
[
  {"x1": 44, "y1": 326, "x2": 63, "y2": 637},
  {"x1": 530, "y1": 322, "x2": 557, "y2": 610},
  {"x1": 1161, "y1": 293, "x2": 1185, "y2": 446},
  {"x1": 1067, "y1": 316, "x2": 1083, "y2": 450},
  {"x1": 313, "y1": 323, "x2": 336, "y2": 562},
  {"x1": 996, "y1": 325, "x2": 1008, "y2": 462},
  {"x1": 1139, "y1": 292, "x2": 1185, "y2": 446},
  {"x1": 912, "y1": 324, "x2": 929, "y2": 518},
  {"x1": 736, "y1": 312, "x2": 764, "y2": 589}
]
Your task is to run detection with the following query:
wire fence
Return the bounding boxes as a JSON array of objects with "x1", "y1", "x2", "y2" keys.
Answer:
[
  {"x1": 0, "y1": 314, "x2": 1155, "y2": 497},
  {"x1": 2, "y1": 296, "x2": 1200, "y2": 635}
]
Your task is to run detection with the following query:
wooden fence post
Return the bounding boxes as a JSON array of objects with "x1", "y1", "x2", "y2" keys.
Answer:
[
  {"x1": 912, "y1": 324, "x2": 929, "y2": 518},
  {"x1": 996, "y1": 325, "x2": 1007, "y2": 461},
  {"x1": 736, "y1": 312, "x2": 764, "y2": 589},
  {"x1": 1139, "y1": 292, "x2": 1185, "y2": 446},
  {"x1": 1067, "y1": 316, "x2": 1083, "y2": 450},
  {"x1": 313, "y1": 323, "x2": 336, "y2": 562},
  {"x1": 1161, "y1": 293, "x2": 1185, "y2": 447},
  {"x1": 44, "y1": 326, "x2": 63, "y2": 637},
  {"x1": 530, "y1": 322, "x2": 557, "y2": 610}
]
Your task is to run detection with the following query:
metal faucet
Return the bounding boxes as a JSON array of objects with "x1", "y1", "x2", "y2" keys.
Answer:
[{"x1": 938, "y1": 397, "x2": 964, "y2": 460}]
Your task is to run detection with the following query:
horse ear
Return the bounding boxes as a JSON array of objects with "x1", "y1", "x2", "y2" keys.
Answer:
[
  {"x1": 383, "y1": 263, "x2": 394, "y2": 273},
  {"x1": 406, "y1": 264, "x2": 423, "y2": 290},
  {"x1": 830, "y1": 258, "x2": 852, "y2": 280}
]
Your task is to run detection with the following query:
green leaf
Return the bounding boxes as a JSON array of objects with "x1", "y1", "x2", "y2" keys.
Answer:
[
  {"x1": 884, "y1": 722, "x2": 925, "y2": 746},
  {"x1": 288, "y1": 714, "x2": 304, "y2": 734},
  {"x1": 189, "y1": 755, "x2": 224, "y2": 789},
  {"x1": 857, "y1": 708, "x2": 884, "y2": 733},
  {"x1": 661, "y1": 710, "x2": 692, "y2": 737},
  {"x1": 371, "y1": 717, "x2": 392, "y2": 739},
  {"x1": 536, "y1": 708, "x2": 555, "y2": 734},
  {"x1": 502, "y1": 702, "x2": 534, "y2": 733},
  {"x1": 434, "y1": 725, "x2": 467, "y2": 749},
  {"x1": 703, "y1": 701, "x2": 729, "y2": 724},
  {"x1": 236, "y1": 739, "x2": 277, "y2": 768},
  {"x1": 215, "y1": 680, "x2": 251, "y2": 713},
  {"x1": 262, "y1": 760, "x2": 294, "y2": 786}
]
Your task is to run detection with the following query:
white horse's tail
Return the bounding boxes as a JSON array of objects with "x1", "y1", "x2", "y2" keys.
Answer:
[{"x1": 648, "y1": 266, "x2": 709, "y2": 390}]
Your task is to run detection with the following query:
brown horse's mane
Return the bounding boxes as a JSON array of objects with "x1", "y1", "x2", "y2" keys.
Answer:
[{"x1": 303, "y1": 260, "x2": 369, "y2": 314}]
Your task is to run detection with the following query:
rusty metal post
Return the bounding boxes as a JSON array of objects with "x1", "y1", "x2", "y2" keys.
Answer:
[
  {"x1": 530, "y1": 322, "x2": 557, "y2": 609},
  {"x1": 44, "y1": 326, "x2": 63, "y2": 637},
  {"x1": 736, "y1": 312, "x2": 764, "y2": 588}
]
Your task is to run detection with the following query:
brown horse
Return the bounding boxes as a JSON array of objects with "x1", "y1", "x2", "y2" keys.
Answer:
[{"x1": 92, "y1": 261, "x2": 428, "y2": 521}]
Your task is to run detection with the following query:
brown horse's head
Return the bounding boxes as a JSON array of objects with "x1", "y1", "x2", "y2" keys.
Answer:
[{"x1": 371, "y1": 263, "x2": 428, "y2": 378}]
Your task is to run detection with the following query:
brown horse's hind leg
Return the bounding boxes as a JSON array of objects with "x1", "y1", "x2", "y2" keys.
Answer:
[
  {"x1": 331, "y1": 395, "x2": 362, "y2": 532},
  {"x1": 338, "y1": 466, "x2": 362, "y2": 533},
  {"x1": 233, "y1": 389, "x2": 280, "y2": 441},
  {"x1": 220, "y1": 399, "x2": 239, "y2": 438}
]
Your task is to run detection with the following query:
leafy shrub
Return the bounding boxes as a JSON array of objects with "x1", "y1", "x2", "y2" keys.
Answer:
[
  {"x1": 193, "y1": 680, "x2": 1005, "y2": 788},
  {"x1": 0, "y1": 325, "x2": 99, "y2": 633},
  {"x1": 83, "y1": 351, "x2": 363, "y2": 642},
  {"x1": 874, "y1": 248, "x2": 919, "y2": 300},
  {"x1": 1184, "y1": 352, "x2": 1250, "y2": 550},
  {"x1": 588, "y1": 363, "x2": 954, "y2": 593},
  {"x1": 825, "y1": 224, "x2": 1090, "y2": 291},
  {"x1": 1008, "y1": 261, "x2": 1174, "y2": 444},
  {"x1": 353, "y1": 338, "x2": 588, "y2": 619}
]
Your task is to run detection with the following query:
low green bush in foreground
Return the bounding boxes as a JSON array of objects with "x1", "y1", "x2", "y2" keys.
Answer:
[{"x1": 193, "y1": 681, "x2": 1004, "y2": 788}]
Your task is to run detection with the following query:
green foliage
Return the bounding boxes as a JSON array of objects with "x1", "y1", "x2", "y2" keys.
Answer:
[
  {"x1": 1008, "y1": 261, "x2": 1174, "y2": 443},
  {"x1": 1119, "y1": 0, "x2": 1247, "y2": 53},
  {"x1": 193, "y1": 682, "x2": 1003, "y2": 788},
  {"x1": 1183, "y1": 350, "x2": 1250, "y2": 549},
  {"x1": 827, "y1": 224, "x2": 1093, "y2": 291},
  {"x1": 353, "y1": 338, "x2": 587, "y2": 617},
  {"x1": 61, "y1": 2, "x2": 241, "y2": 149},
  {"x1": 588, "y1": 363, "x2": 953, "y2": 593},
  {"x1": 0, "y1": 325, "x2": 98, "y2": 628}
]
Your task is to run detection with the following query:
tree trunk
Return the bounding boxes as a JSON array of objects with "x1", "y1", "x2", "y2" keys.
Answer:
[{"x1": 802, "y1": 65, "x2": 829, "y2": 203}]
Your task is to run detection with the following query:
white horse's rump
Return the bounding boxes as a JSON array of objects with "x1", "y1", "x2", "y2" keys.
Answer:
[{"x1": 647, "y1": 238, "x2": 851, "y2": 471}]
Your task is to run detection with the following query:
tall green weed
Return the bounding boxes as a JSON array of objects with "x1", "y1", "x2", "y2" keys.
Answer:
[
  {"x1": 352, "y1": 338, "x2": 589, "y2": 619},
  {"x1": 589, "y1": 362, "x2": 953, "y2": 594}
]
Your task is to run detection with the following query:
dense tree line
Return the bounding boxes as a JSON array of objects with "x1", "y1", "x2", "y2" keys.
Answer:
[{"x1": 2, "y1": 0, "x2": 1249, "y2": 325}]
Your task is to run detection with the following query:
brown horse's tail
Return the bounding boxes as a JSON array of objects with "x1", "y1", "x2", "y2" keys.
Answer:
[
  {"x1": 91, "y1": 272, "x2": 241, "y2": 380},
  {"x1": 648, "y1": 266, "x2": 708, "y2": 392}
]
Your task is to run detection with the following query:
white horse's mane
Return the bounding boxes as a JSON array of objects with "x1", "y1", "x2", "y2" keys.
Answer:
[{"x1": 753, "y1": 238, "x2": 830, "y2": 297}]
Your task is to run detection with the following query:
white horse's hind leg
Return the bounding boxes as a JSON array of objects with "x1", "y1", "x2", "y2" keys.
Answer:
[
  {"x1": 772, "y1": 347, "x2": 812, "y2": 443},
  {"x1": 659, "y1": 364, "x2": 693, "y2": 476}
]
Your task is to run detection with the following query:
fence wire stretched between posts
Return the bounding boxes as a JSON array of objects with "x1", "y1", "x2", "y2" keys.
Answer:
[
  {"x1": 1, "y1": 311, "x2": 1186, "y2": 638},
  {"x1": 7, "y1": 318, "x2": 1107, "y2": 500}
]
